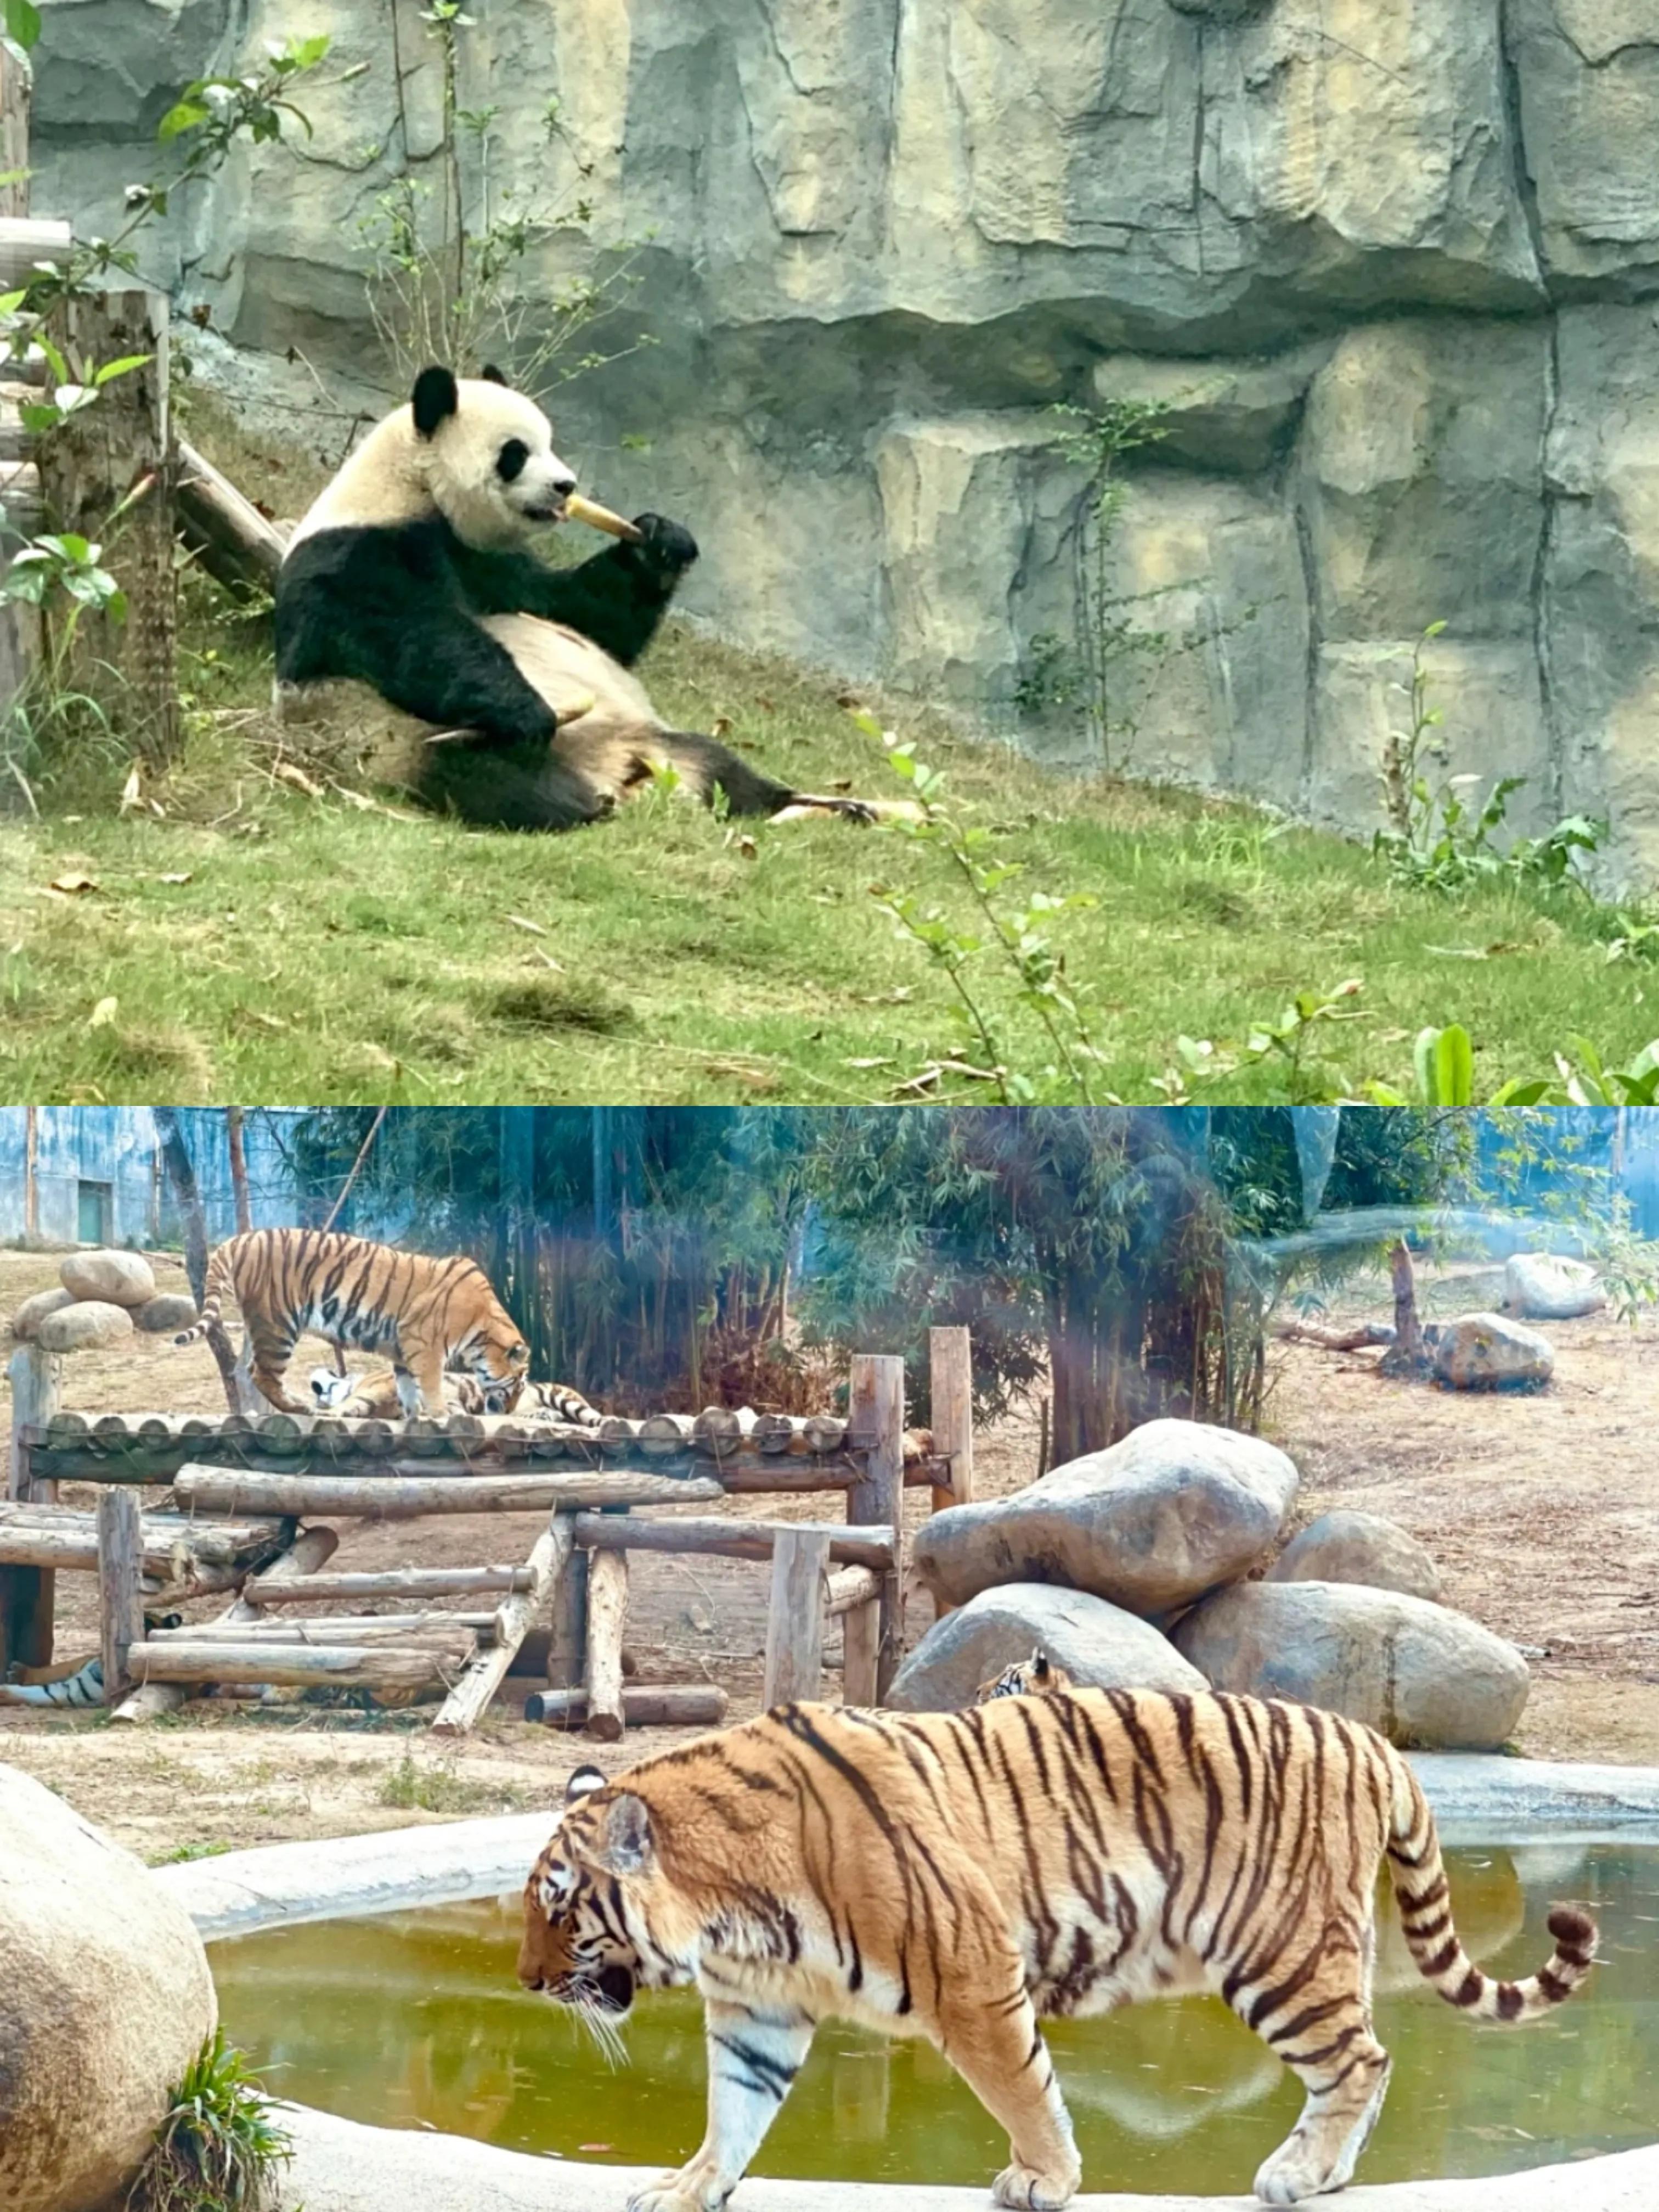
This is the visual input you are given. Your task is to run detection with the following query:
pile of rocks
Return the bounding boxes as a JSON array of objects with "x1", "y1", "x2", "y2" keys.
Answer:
[
  {"x1": 892, "y1": 1417, "x2": 1529, "y2": 1751},
  {"x1": 9, "y1": 1251, "x2": 196, "y2": 1355}
]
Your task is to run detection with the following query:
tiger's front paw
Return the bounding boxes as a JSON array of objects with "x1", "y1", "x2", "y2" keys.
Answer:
[
  {"x1": 626, "y1": 2163, "x2": 723, "y2": 2212},
  {"x1": 993, "y1": 2159, "x2": 1081, "y2": 2210}
]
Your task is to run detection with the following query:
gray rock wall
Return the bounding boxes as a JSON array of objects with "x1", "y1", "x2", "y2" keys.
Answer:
[{"x1": 28, "y1": 0, "x2": 1659, "y2": 884}]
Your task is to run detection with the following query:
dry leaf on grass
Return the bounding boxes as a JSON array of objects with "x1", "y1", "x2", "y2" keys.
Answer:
[
  {"x1": 156, "y1": 871, "x2": 193, "y2": 886},
  {"x1": 45, "y1": 872, "x2": 99, "y2": 896},
  {"x1": 88, "y1": 997, "x2": 118, "y2": 1029},
  {"x1": 274, "y1": 761, "x2": 325, "y2": 799}
]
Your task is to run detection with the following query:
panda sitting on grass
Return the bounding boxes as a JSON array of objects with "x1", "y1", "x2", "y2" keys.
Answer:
[{"x1": 273, "y1": 364, "x2": 892, "y2": 831}]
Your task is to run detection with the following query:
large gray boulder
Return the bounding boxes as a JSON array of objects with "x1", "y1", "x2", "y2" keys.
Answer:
[
  {"x1": 1268, "y1": 1510, "x2": 1443, "y2": 1604},
  {"x1": 60, "y1": 1249, "x2": 156, "y2": 1308},
  {"x1": 1433, "y1": 1312, "x2": 1554, "y2": 1390},
  {"x1": 134, "y1": 1291, "x2": 203, "y2": 1335},
  {"x1": 887, "y1": 1584, "x2": 1205, "y2": 1712},
  {"x1": 1502, "y1": 1253, "x2": 1605, "y2": 1322},
  {"x1": 912, "y1": 1418, "x2": 1299, "y2": 1618},
  {"x1": 1172, "y1": 1581, "x2": 1530, "y2": 1750},
  {"x1": 35, "y1": 1300, "x2": 134, "y2": 1355},
  {"x1": 0, "y1": 1764, "x2": 218, "y2": 2212},
  {"x1": 8, "y1": 1288, "x2": 74, "y2": 1341}
]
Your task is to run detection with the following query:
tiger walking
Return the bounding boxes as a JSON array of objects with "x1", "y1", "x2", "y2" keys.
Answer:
[
  {"x1": 518, "y1": 1686, "x2": 1597, "y2": 2211},
  {"x1": 173, "y1": 1227, "x2": 529, "y2": 1417}
]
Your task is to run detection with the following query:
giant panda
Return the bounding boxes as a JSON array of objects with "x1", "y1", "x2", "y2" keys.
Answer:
[{"x1": 273, "y1": 365, "x2": 890, "y2": 830}]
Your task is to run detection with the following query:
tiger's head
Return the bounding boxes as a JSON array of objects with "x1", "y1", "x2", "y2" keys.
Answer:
[
  {"x1": 455, "y1": 1279, "x2": 531, "y2": 1404},
  {"x1": 518, "y1": 1767, "x2": 693, "y2": 2042},
  {"x1": 975, "y1": 1646, "x2": 1074, "y2": 1703}
]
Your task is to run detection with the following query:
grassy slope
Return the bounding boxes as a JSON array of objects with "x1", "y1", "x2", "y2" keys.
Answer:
[{"x1": 2, "y1": 592, "x2": 1654, "y2": 1107}]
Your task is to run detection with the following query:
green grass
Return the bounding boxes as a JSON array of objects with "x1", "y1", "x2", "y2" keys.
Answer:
[
  {"x1": 375, "y1": 1748, "x2": 527, "y2": 1814},
  {"x1": 3, "y1": 591, "x2": 1655, "y2": 1104}
]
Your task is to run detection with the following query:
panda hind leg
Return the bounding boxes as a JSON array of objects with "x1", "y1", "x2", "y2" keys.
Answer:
[
  {"x1": 663, "y1": 732, "x2": 878, "y2": 825},
  {"x1": 415, "y1": 736, "x2": 614, "y2": 832}
]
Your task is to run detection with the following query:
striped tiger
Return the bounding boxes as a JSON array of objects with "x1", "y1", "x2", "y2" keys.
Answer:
[
  {"x1": 173, "y1": 1227, "x2": 528, "y2": 1417},
  {"x1": 977, "y1": 1647, "x2": 1066, "y2": 1703},
  {"x1": 518, "y1": 1690, "x2": 1597, "y2": 2211},
  {"x1": 0, "y1": 1656, "x2": 105, "y2": 1707},
  {"x1": 308, "y1": 1365, "x2": 602, "y2": 1426}
]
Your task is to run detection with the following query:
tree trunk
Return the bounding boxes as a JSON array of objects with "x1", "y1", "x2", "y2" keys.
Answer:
[
  {"x1": 225, "y1": 1108, "x2": 252, "y2": 1233},
  {"x1": 154, "y1": 1107, "x2": 209, "y2": 1305}
]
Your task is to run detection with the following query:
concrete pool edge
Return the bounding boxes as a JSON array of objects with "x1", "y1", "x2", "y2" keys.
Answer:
[
  {"x1": 156, "y1": 1753, "x2": 1659, "y2": 1940},
  {"x1": 273, "y1": 2107, "x2": 1659, "y2": 2212},
  {"x1": 160, "y1": 1756, "x2": 1659, "y2": 2212}
]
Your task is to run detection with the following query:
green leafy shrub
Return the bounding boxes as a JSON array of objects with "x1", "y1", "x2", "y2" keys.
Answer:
[{"x1": 128, "y1": 2032, "x2": 289, "y2": 2212}]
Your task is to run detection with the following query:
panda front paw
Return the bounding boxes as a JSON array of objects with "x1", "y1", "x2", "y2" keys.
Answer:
[{"x1": 628, "y1": 513, "x2": 699, "y2": 577}]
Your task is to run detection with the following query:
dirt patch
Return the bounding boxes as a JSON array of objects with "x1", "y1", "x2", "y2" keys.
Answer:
[{"x1": 2, "y1": 1247, "x2": 1655, "y2": 1858}]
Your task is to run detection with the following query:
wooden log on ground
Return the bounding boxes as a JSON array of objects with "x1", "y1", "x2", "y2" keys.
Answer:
[
  {"x1": 245, "y1": 1564, "x2": 534, "y2": 1608},
  {"x1": 171, "y1": 1466, "x2": 725, "y2": 1519},
  {"x1": 928, "y1": 1327, "x2": 974, "y2": 1517},
  {"x1": 0, "y1": 1507, "x2": 288, "y2": 1579},
  {"x1": 584, "y1": 1547, "x2": 629, "y2": 1742},
  {"x1": 824, "y1": 1565, "x2": 881, "y2": 1619},
  {"x1": 111, "y1": 1522, "x2": 340, "y2": 1724},
  {"x1": 571, "y1": 1515, "x2": 895, "y2": 1572},
  {"x1": 127, "y1": 1640, "x2": 448, "y2": 1691},
  {"x1": 2, "y1": 1342, "x2": 58, "y2": 1672},
  {"x1": 97, "y1": 1487, "x2": 146, "y2": 1702},
  {"x1": 526, "y1": 1683, "x2": 728, "y2": 1730},
  {"x1": 763, "y1": 1527, "x2": 831, "y2": 1707},
  {"x1": 845, "y1": 1354, "x2": 906, "y2": 1704},
  {"x1": 430, "y1": 1511, "x2": 574, "y2": 1738},
  {"x1": 176, "y1": 438, "x2": 286, "y2": 597},
  {"x1": 1272, "y1": 1319, "x2": 1397, "y2": 1352}
]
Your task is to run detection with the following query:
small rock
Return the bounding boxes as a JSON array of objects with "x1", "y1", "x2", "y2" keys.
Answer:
[
  {"x1": 912, "y1": 1418, "x2": 1300, "y2": 1618},
  {"x1": 1433, "y1": 1311, "x2": 1553, "y2": 1390},
  {"x1": 133, "y1": 1293, "x2": 201, "y2": 1335},
  {"x1": 887, "y1": 1584, "x2": 1206, "y2": 1712},
  {"x1": 1172, "y1": 1580, "x2": 1529, "y2": 1750},
  {"x1": 59, "y1": 1249, "x2": 156, "y2": 1309},
  {"x1": 1269, "y1": 1510, "x2": 1443, "y2": 1604},
  {"x1": 1502, "y1": 1253, "x2": 1605, "y2": 1321},
  {"x1": 35, "y1": 1301, "x2": 135, "y2": 1355},
  {"x1": 0, "y1": 1763, "x2": 218, "y2": 2212},
  {"x1": 8, "y1": 1288, "x2": 75, "y2": 1342}
]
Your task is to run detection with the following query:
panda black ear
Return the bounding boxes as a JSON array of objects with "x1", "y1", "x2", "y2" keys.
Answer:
[
  {"x1": 411, "y1": 365, "x2": 460, "y2": 439},
  {"x1": 481, "y1": 363, "x2": 508, "y2": 387}
]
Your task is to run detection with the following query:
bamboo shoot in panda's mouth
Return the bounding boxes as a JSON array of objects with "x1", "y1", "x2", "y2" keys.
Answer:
[{"x1": 564, "y1": 493, "x2": 644, "y2": 545}]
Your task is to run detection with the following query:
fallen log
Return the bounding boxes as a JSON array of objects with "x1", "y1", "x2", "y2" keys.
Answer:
[
  {"x1": 144, "y1": 1615, "x2": 486, "y2": 1646},
  {"x1": 525, "y1": 1683, "x2": 727, "y2": 1730},
  {"x1": 823, "y1": 1565, "x2": 881, "y2": 1618},
  {"x1": 176, "y1": 438, "x2": 287, "y2": 597},
  {"x1": 245, "y1": 1564, "x2": 533, "y2": 1607},
  {"x1": 171, "y1": 1466, "x2": 725, "y2": 1519},
  {"x1": 1273, "y1": 1319, "x2": 1397, "y2": 1352}
]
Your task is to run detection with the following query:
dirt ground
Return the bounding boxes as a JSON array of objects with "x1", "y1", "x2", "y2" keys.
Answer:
[{"x1": 2, "y1": 1245, "x2": 1656, "y2": 1860}]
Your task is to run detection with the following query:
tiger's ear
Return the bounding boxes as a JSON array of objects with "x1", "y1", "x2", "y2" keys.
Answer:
[
  {"x1": 589, "y1": 1791, "x2": 653, "y2": 1876},
  {"x1": 565, "y1": 1763, "x2": 606, "y2": 1805},
  {"x1": 1031, "y1": 1648, "x2": 1051, "y2": 1681}
]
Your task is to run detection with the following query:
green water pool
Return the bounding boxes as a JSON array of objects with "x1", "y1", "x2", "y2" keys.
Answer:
[{"x1": 211, "y1": 1842, "x2": 1659, "y2": 2194}]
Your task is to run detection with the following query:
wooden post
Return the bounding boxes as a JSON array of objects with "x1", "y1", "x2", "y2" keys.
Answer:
[
  {"x1": 547, "y1": 1543, "x2": 589, "y2": 1689},
  {"x1": 37, "y1": 285, "x2": 178, "y2": 763},
  {"x1": 1381, "y1": 1239, "x2": 1425, "y2": 1378},
  {"x1": 584, "y1": 1547, "x2": 629, "y2": 1741},
  {"x1": 763, "y1": 1526, "x2": 831, "y2": 1708},
  {"x1": 430, "y1": 1511, "x2": 573, "y2": 1737},
  {"x1": 0, "y1": 46, "x2": 29, "y2": 222},
  {"x1": 845, "y1": 1353, "x2": 905, "y2": 1703},
  {"x1": 226, "y1": 1107, "x2": 252, "y2": 1232},
  {"x1": 928, "y1": 1327, "x2": 974, "y2": 1515},
  {"x1": 111, "y1": 1522, "x2": 339, "y2": 1723},
  {"x1": 2, "y1": 1342, "x2": 58, "y2": 1670},
  {"x1": 22, "y1": 1105, "x2": 38, "y2": 1243},
  {"x1": 97, "y1": 1486, "x2": 145, "y2": 1701}
]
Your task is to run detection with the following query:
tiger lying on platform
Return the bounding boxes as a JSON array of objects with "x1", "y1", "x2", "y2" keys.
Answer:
[
  {"x1": 518, "y1": 1689, "x2": 1597, "y2": 2211},
  {"x1": 309, "y1": 1365, "x2": 602, "y2": 1426},
  {"x1": 173, "y1": 1227, "x2": 528, "y2": 1416}
]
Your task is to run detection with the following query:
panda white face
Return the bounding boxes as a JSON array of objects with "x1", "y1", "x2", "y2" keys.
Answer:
[{"x1": 415, "y1": 365, "x2": 578, "y2": 553}]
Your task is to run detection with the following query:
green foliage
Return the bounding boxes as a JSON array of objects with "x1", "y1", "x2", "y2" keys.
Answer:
[
  {"x1": 861, "y1": 714, "x2": 1102, "y2": 1101},
  {"x1": 802, "y1": 1108, "x2": 1264, "y2": 1459},
  {"x1": 1375, "y1": 626, "x2": 1603, "y2": 895},
  {"x1": 2, "y1": 1, "x2": 41, "y2": 54},
  {"x1": 127, "y1": 2031, "x2": 290, "y2": 2212}
]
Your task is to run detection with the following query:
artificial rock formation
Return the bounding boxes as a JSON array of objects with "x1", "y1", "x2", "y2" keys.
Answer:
[
  {"x1": 0, "y1": 1763, "x2": 217, "y2": 2212},
  {"x1": 1268, "y1": 1509, "x2": 1444, "y2": 1604},
  {"x1": 912, "y1": 1417, "x2": 1299, "y2": 1617},
  {"x1": 886, "y1": 1582, "x2": 1205, "y2": 1711},
  {"x1": 31, "y1": 1, "x2": 1659, "y2": 884}
]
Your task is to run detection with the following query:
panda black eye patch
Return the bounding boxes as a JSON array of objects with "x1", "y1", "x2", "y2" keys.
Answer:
[{"x1": 497, "y1": 438, "x2": 530, "y2": 483}]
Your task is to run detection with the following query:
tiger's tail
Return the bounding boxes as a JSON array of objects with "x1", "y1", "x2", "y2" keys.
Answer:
[
  {"x1": 1385, "y1": 1750, "x2": 1596, "y2": 2022},
  {"x1": 172, "y1": 1240, "x2": 238, "y2": 1348},
  {"x1": 0, "y1": 1657, "x2": 106, "y2": 1708}
]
